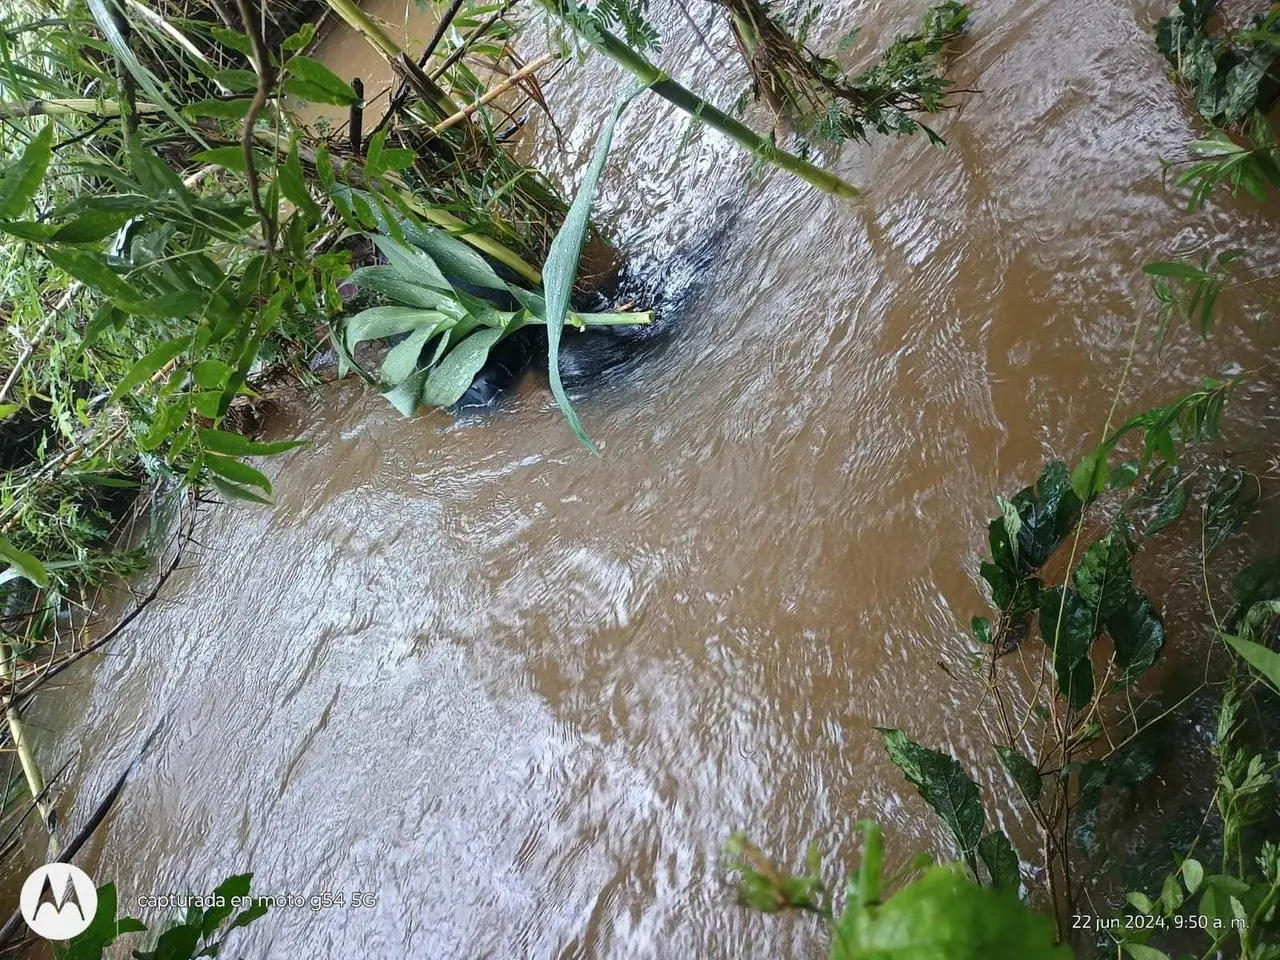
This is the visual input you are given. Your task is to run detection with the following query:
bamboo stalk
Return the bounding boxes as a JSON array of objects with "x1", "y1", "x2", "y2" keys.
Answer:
[
  {"x1": 0, "y1": 98, "x2": 162, "y2": 119},
  {"x1": 548, "y1": 4, "x2": 861, "y2": 199},
  {"x1": 124, "y1": 0, "x2": 232, "y2": 95},
  {"x1": 0, "y1": 645, "x2": 59, "y2": 857},
  {"x1": 425, "y1": 54, "x2": 556, "y2": 138}
]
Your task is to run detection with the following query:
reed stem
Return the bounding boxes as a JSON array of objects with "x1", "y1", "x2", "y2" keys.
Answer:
[{"x1": 548, "y1": 6, "x2": 861, "y2": 199}]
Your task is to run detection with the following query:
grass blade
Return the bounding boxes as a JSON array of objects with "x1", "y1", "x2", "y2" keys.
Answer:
[{"x1": 543, "y1": 86, "x2": 646, "y2": 453}]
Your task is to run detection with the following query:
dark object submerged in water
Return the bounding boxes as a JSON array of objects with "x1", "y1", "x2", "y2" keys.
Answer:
[{"x1": 454, "y1": 225, "x2": 729, "y2": 410}]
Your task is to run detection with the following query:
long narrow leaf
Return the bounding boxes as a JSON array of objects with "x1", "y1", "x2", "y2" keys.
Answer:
[
  {"x1": 542, "y1": 86, "x2": 648, "y2": 453},
  {"x1": 0, "y1": 123, "x2": 52, "y2": 218},
  {"x1": 86, "y1": 0, "x2": 208, "y2": 146}
]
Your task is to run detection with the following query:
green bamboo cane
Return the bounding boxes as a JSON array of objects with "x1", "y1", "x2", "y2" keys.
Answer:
[{"x1": 547, "y1": 4, "x2": 861, "y2": 199}]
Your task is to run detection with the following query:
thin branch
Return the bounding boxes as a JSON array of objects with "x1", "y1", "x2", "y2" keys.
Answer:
[{"x1": 235, "y1": 0, "x2": 277, "y2": 249}]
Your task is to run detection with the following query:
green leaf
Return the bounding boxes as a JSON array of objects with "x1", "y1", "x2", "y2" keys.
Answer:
[
  {"x1": 0, "y1": 123, "x2": 53, "y2": 218},
  {"x1": 995, "y1": 745, "x2": 1041, "y2": 802},
  {"x1": 1074, "y1": 534, "x2": 1132, "y2": 622},
  {"x1": 111, "y1": 336, "x2": 188, "y2": 400},
  {"x1": 44, "y1": 247, "x2": 141, "y2": 302},
  {"x1": 279, "y1": 141, "x2": 320, "y2": 221},
  {"x1": 1223, "y1": 633, "x2": 1280, "y2": 693},
  {"x1": 542, "y1": 86, "x2": 645, "y2": 453},
  {"x1": 50, "y1": 209, "x2": 133, "y2": 244},
  {"x1": 1143, "y1": 260, "x2": 1208, "y2": 280},
  {"x1": 0, "y1": 535, "x2": 49, "y2": 588},
  {"x1": 380, "y1": 320, "x2": 448, "y2": 385},
  {"x1": 1108, "y1": 460, "x2": 1140, "y2": 490},
  {"x1": 1123, "y1": 944, "x2": 1170, "y2": 960},
  {"x1": 210, "y1": 476, "x2": 272, "y2": 505},
  {"x1": 86, "y1": 0, "x2": 207, "y2": 146},
  {"x1": 418, "y1": 327, "x2": 504, "y2": 408},
  {"x1": 1038, "y1": 587, "x2": 1094, "y2": 711},
  {"x1": 283, "y1": 55, "x2": 360, "y2": 105},
  {"x1": 205, "y1": 455, "x2": 271, "y2": 495},
  {"x1": 198, "y1": 428, "x2": 304, "y2": 457},
  {"x1": 977, "y1": 832, "x2": 1020, "y2": 893},
  {"x1": 877, "y1": 728, "x2": 984, "y2": 858},
  {"x1": 830, "y1": 864, "x2": 1069, "y2": 960},
  {"x1": 191, "y1": 146, "x2": 273, "y2": 174},
  {"x1": 1070, "y1": 450, "x2": 1106, "y2": 504},
  {"x1": 202, "y1": 874, "x2": 252, "y2": 938},
  {"x1": 345, "y1": 266, "x2": 451, "y2": 309},
  {"x1": 1105, "y1": 591, "x2": 1164, "y2": 682},
  {"x1": 0, "y1": 220, "x2": 57, "y2": 242},
  {"x1": 371, "y1": 234, "x2": 450, "y2": 290},
  {"x1": 344, "y1": 306, "x2": 450, "y2": 350},
  {"x1": 184, "y1": 98, "x2": 254, "y2": 121},
  {"x1": 1139, "y1": 466, "x2": 1186, "y2": 537},
  {"x1": 1125, "y1": 891, "x2": 1154, "y2": 914},
  {"x1": 192, "y1": 360, "x2": 233, "y2": 390},
  {"x1": 1182, "y1": 857, "x2": 1204, "y2": 895}
]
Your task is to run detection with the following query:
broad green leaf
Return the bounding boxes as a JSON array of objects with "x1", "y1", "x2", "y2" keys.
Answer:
[
  {"x1": 1105, "y1": 591, "x2": 1164, "y2": 682},
  {"x1": 1223, "y1": 632, "x2": 1280, "y2": 693},
  {"x1": 995, "y1": 745, "x2": 1041, "y2": 802},
  {"x1": 831, "y1": 864, "x2": 1069, "y2": 960},
  {"x1": 542, "y1": 86, "x2": 645, "y2": 453},
  {"x1": 371, "y1": 234, "x2": 450, "y2": 291},
  {"x1": 1109, "y1": 460, "x2": 1140, "y2": 490},
  {"x1": 1069, "y1": 450, "x2": 1106, "y2": 503},
  {"x1": 0, "y1": 404, "x2": 19, "y2": 420},
  {"x1": 344, "y1": 308, "x2": 451, "y2": 362},
  {"x1": 977, "y1": 832, "x2": 1019, "y2": 893},
  {"x1": 388, "y1": 216, "x2": 508, "y2": 294},
  {"x1": 877, "y1": 728, "x2": 984, "y2": 858},
  {"x1": 111, "y1": 336, "x2": 188, "y2": 400},
  {"x1": 202, "y1": 874, "x2": 252, "y2": 938},
  {"x1": 346, "y1": 266, "x2": 452, "y2": 310},
  {"x1": 1074, "y1": 534, "x2": 1132, "y2": 622},
  {"x1": 418, "y1": 327, "x2": 504, "y2": 408},
  {"x1": 192, "y1": 360, "x2": 233, "y2": 390},
  {"x1": 283, "y1": 55, "x2": 360, "y2": 105},
  {"x1": 205, "y1": 454, "x2": 271, "y2": 494},
  {"x1": 0, "y1": 123, "x2": 53, "y2": 218},
  {"x1": 1140, "y1": 466, "x2": 1186, "y2": 537},
  {"x1": 381, "y1": 320, "x2": 447, "y2": 385},
  {"x1": 1126, "y1": 891, "x2": 1154, "y2": 914},
  {"x1": 1038, "y1": 587, "x2": 1094, "y2": 710},
  {"x1": 1182, "y1": 857, "x2": 1204, "y2": 895},
  {"x1": 382, "y1": 369, "x2": 428, "y2": 417},
  {"x1": 198, "y1": 428, "x2": 304, "y2": 457},
  {"x1": 0, "y1": 535, "x2": 49, "y2": 588}
]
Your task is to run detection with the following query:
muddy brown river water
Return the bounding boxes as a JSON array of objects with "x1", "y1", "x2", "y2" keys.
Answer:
[{"x1": 25, "y1": 0, "x2": 1280, "y2": 957}]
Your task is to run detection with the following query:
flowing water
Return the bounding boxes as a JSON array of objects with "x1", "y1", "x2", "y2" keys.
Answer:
[{"x1": 28, "y1": 0, "x2": 1280, "y2": 956}]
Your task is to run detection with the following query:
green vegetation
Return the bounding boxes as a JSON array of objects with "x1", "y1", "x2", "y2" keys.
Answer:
[
  {"x1": 0, "y1": 0, "x2": 977, "y2": 903},
  {"x1": 729, "y1": 3, "x2": 1280, "y2": 956},
  {"x1": 57, "y1": 873, "x2": 269, "y2": 960}
]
